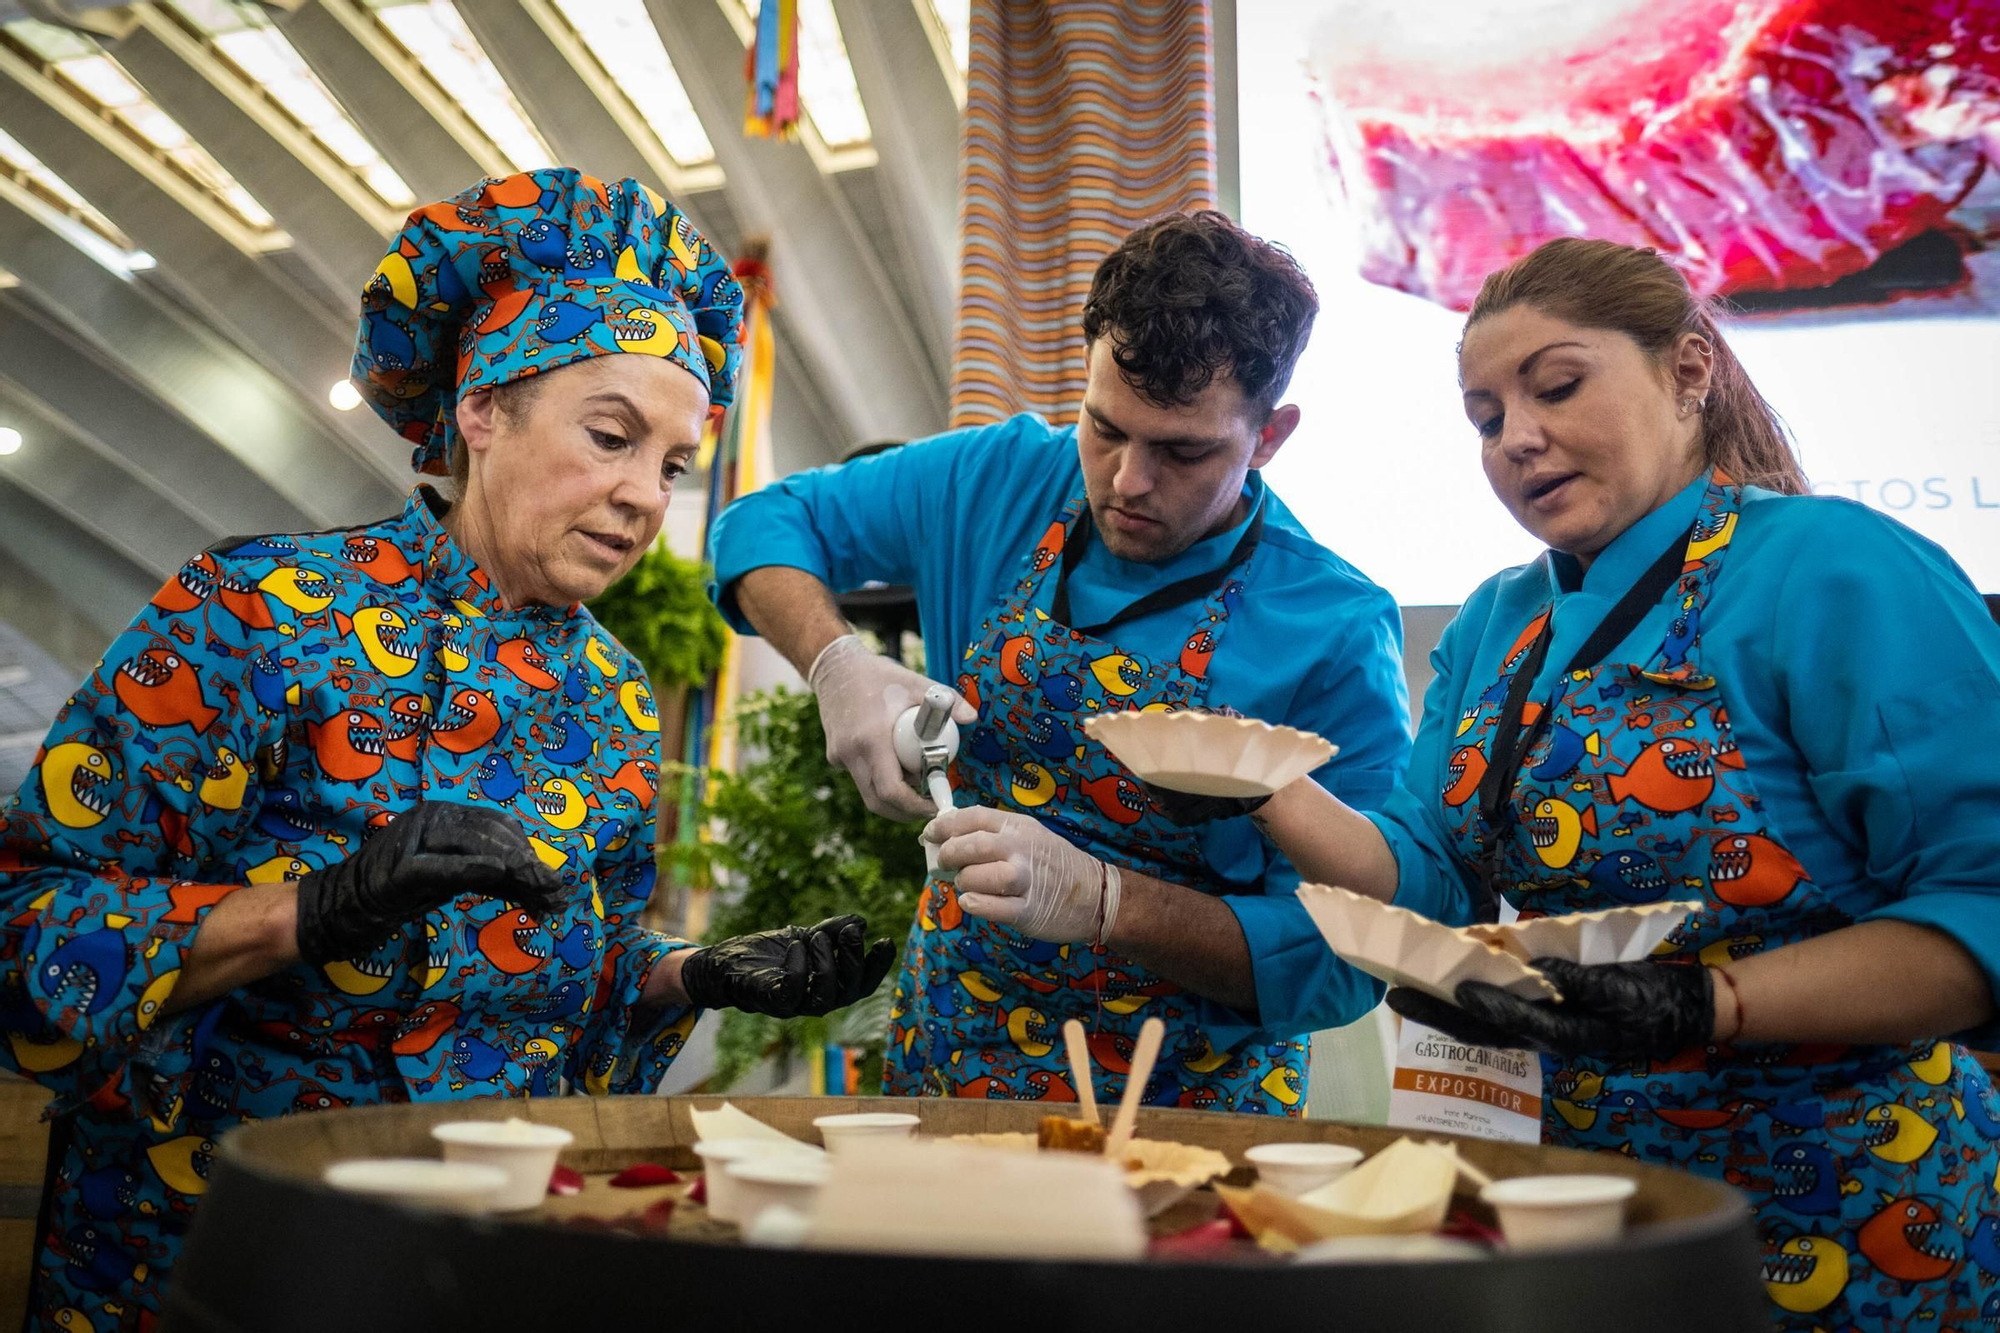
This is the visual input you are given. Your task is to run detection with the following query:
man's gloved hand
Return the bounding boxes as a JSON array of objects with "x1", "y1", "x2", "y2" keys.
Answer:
[
  {"x1": 1139, "y1": 782, "x2": 1271, "y2": 828},
  {"x1": 925, "y1": 806, "x2": 1117, "y2": 944},
  {"x1": 295, "y1": 801, "x2": 563, "y2": 965},
  {"x1": 680, "y1": 914, "x2": 895, "y2": 1017},
  {"x1": 808, "y1": 634, "x2": 975, "y2": 822},
  {"x1": 1385, "y1": 958, "x2": 1716, "y2": 1061}
]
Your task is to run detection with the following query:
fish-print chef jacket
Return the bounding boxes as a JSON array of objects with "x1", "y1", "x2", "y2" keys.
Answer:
[
  {"x1": 1377, "y1": 473, "x2": 2000, "y2": 1030},
  {"x1": 0, "y1": 486, "x2": 697, "y2": 1320},
  {"x1": 709, "y1": 412, "x2": 1413, "y2": 1047}
]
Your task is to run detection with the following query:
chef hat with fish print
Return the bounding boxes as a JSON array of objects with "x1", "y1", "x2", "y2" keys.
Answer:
[{"x1": 354, "y1": 166, "x2": 745, "y2": 476}]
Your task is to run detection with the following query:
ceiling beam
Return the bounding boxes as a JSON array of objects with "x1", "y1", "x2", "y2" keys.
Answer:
[
  {"x1": 0, "y1": 488, "x2": 152, "y2": 675},
  {"x1": 110, "y1": 6, "x2": 396, "y2": 309},
  {"x1": 645, "y1": 0, "x2": 947, "y2": 447},
  {"x1": 0, "y1": 49, "x2": 408, "y2": 490},
  {"x1": 272, "y1": 0, "x2": 490, "y2": 202},
  {"x1": 0, "y1": 194, "x2": 401, "y2": 525},
  {"x1": 831, "y1": 0, "x2": 957, "y2": 378}
]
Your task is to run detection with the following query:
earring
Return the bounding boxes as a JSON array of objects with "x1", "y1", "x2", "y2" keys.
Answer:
[{"x1": 1679, "y1": 398, "x2": 1695, "y2": 417}]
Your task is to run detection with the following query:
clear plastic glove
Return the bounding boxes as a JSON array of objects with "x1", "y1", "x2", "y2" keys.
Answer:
[
  {"x1": 924, "y1": 806, "x2": 1120, "y2": 944},
  {"x1": 1385, "y1": 958, "x2": 1715, "y2": 1061},
  {"x1": 808, "y1": 634, "x2": 975, "y2": 822},
  {"x1": 680, "y1": 914, "x2": 896, "y2": 1017},
  {"x1": 295, "y1": 800, "x2": 563, "y2": 965}
]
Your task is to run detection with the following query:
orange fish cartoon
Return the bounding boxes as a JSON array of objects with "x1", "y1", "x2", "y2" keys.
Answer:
[
  {"x1": 1712, "y1": 706, "x2": 1746, "y2": 770},
  {"x1": 408, "y1": 199, "x2": 484, "y2": 235},
  {"x1": 1179, "y1": 629, "x2": 1217, "y2": 679},
  {"x1": 999, "y1": 635, "x2": 1039, "y2": 686},
  {"x1": 1607, "y1": 738, "x2": 1713, "y2": 813},
  {"x1": 383, "y1": 694, "x2": 430, "y2": 761},
  {"x1": 342, "y1": 534, "x2": 421, "y2": 587},
  {"x1": 1856, "y1": 1197, "x2": 1957, "y2": 1283},
  {"x1": 469, "y1": 909, "x2": 548, "y2": 976},
  {"x1": 485, "y1": 636, "x2": 561, "y2": 690},
  {"x1": 1079, "y1": 773, "x2": 1146, "y2": 826},
  {"x1": 391, "y1": 1000, "x2": 461, "y2": 1056},
  {"x1": 603, "y1": 758, "x2": 658, "y2": 807},
  {"x1": 163, "y1": 882, "x2": 240, "y2": 925},
  {"x1": 1502, "y1": 610, "x2": 1551, "y2": 672},
  {"x1": 956, "y1": 673, "x2": 981, "y2": 714},
  {"x1": 305, "y1": 710, "x2": 387, "y2": 784},
  {"x1": 1708, "y1": 832, "x2": 1805, "y2": 907},
  {"x1": 150, "y1": 554, "x2": 219, "y2": 613},
  {"x1": 1029, "y1": 520, "x2": 1065, "y2": 574},
  {"x1": 431, "y1": 686, "x2": 502, "y2": 754},
  {"x1": 113, "y1": 648, "x2": 220, "y2": 733},
  {"x1": 214, "y1": 567, "x2": 275, "y2": 631},
  {"x1": 1443, "y1": 745, "x2": 1488, "y2": 806}
]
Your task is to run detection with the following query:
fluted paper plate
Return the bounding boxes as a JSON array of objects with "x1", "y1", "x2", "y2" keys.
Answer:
[
  {"x1": 1296, "y1": 884, "x2": 1559, "y2": 1003},
  {"x1": 1465, "y1": 900, "x2": 1703, "y2": 968},
  {"x1": 1083, "y1": 711, "x2": 1336, "y2": 799},
  {"x1": 949, "y1": 1133, "x2": 1230, "y2": 1217}
]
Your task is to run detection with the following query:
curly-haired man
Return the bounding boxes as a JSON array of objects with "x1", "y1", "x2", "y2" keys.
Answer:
[{"x1": 709, "y1": 211, "x2": 1411, "y2": 1113}]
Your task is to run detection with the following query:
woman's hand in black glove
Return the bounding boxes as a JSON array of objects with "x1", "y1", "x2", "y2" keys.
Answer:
[
  {"x1": 295, "y1": 801, "x2": 563, "y2": 965},
  {"x1": 679, "y1": 914, "x2": 895, "y2": 1018},
  {"x1": 1138, "y1": 782, "x2": 1272, "y2": 828},
  {"x1": 1386, "y1": 958, "x2": 1716, "y2": 1061}
]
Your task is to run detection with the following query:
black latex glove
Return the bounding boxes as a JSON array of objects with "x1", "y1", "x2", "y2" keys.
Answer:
[
  {"x1": 680, "y1": 914, "x2": 895, "y2": 1018},
  {"x1": 294, "y1": 801, "x2": 564, "y2": 965},
  {"x1": 1139, "y1": 781, "x2": 1272, "y2": 828},
  {"x1": 1385, "y1": 958, "x2": 1715, "y2": 1062}
]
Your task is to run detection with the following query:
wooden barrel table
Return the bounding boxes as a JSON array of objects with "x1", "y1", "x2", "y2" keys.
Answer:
[{"x1": 164, "y1": 1095, "x2": 1765, "y2": 1333}]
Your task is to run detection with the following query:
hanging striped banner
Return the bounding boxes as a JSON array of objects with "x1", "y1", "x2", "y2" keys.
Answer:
[{"x1": 951, "y1": 0, "x2": 1218, "y2": 428}]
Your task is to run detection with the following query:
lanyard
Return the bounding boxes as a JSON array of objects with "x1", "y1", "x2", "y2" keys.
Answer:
[
  {"x1": 1471, "y1": 523, "x2": 1694, "y2": 918},
  {"x1": 1050, "y1": 503, "x2": 1265, "y2": 638}
]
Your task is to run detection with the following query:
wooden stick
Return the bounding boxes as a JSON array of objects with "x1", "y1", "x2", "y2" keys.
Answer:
[
  {"x1": 1063, "y1": 1020, "x2": 1099, "y2": 1126},
  {"x1": 1104, "y1": 1018, "x2": 1164, "y2": 1159}
]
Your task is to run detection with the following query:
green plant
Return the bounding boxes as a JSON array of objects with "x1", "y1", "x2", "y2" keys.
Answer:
[
  {"x1": 671, "y1": 687, "x2": 927, "y2": 1090},
  {"x1": 586, "y1": 543, "x2": 730, "y2": 691}
]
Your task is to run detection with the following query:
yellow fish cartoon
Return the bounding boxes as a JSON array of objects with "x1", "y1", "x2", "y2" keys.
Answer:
[
  {"x1": 146, "y1": 1135, "x2": 217, "y2": 1196},
  {"x1": 323, "y1": 954, "x2": 395, "y2": 997},
  {"x1": 198, "y1": 746, "x2": 249, "y2": 813},
  {"x1": 619, "y1": 679, "x2": 659, "y2": 732},
  {"x1": 1528, "y1": 796, "x2": 1597, "y2": 869},
  {"x1": 39, "y1": 741, "x2": 118, "y2": 829},
  {"x1": 1762, "y1": 1234, "x2": 1848, "y2": 1314},
  {"x1": 51, "y1": 1309, "x2": 96, "y2": 1333},
  {"x1": 533, "y1": 777, "x2": 595, "y2": 830},
  {"x1": 242, "y1": 854, "x2": 312, "y2": 885},
  {"x1": 1088, "y1": 654, "x2": 1143, "y2": 697},
  {"x1": 1260, "y1": 1065, "x2": 1303, "y2": 1108},
  {"x1": 423, "y1": 920, "x2": 448, "y2": 990},
  {"x1": 1908, "y1": 1041, "x2": 1952, "y2": 1086},
  {"x1": 1181, "y1": 1039, "x2": 1230, "y2": 1075},
  {"x1": 333, "y1": 605, "x2": 419, "y2": 678},
  {"x1": 959, "y1": 971, "x2": 1002, "y2": 1004},
  {"x1": 7, "y1": 1030, "x2": 82, "y2": 1074},
  {"x1": 1010, "y1": 760, "x2": 1058, "y2": 808},
  {"x1": 612, "y1": 306, "x2": 678, "y2": 356},
  {"x1": 1862, "y1": 1102, "x2": 1939, "y2": 1165},
  {"x1": 437, "y1": 612, "x2": 470, "y2": 672},
  {"x1": 136, "y1": 969, "x2": 181, "y2": 1032},
  {"x1": 585, "y1": 636, "x2": 617, "y2": 677},
  {"x1": 1684, "y1": 511, "x2": 1738, "y2": 564},
  {"x1": 369, "y1": 247, "x2": 418, "y2": 309},
  {"x1": 1006, "y1": 1005, "x2": 1053, "y2": 1057},
  {"x1": 528, "y1": 836, "x2": 569, "y2": 870},
  {"x1": 257, "y1": 566, "x2": 335, "y2": 615}
]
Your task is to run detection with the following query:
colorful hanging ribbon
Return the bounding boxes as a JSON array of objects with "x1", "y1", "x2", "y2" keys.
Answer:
[{"x1": 744, "y1": 0, "x2": 801, "y2": 141}]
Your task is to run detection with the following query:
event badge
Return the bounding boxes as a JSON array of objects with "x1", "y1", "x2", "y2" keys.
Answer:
[{"x1": 1387, "y1": 1018, "x2": 1543, "y2": 1144}]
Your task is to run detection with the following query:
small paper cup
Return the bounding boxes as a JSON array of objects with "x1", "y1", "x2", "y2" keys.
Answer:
[
  {"x1": 812, "y1": 1112, "x2": 920, "y2": 1154},
  {"x1": 431, "y1": 1119, "x2": 576, "y2": 1212},
  {"x1": 323, "y1": 1158, "x2": 508, "y2": 1214},
  {"x1": 726, "y1": 1155, "x2": 831, "y2": 1230},
  {"x1": 694, "y1": 1137, "x2": 806, "y2": 1224},
  {"x1": 1481, "y1": 1174, "x2": 1637, "y2": 1251},
  {"x1": 1245, "y1": 1142, "x2": 1364, "y2": 1198}
]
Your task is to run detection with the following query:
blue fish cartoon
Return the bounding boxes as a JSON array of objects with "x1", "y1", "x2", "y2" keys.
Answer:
[
  {"x1": 430, "y1": 252, "x2": 469, "y2": 310},
  {"x1": 1769, "y1": 1141, "x2": 1843, "y2": 1215},
  {"x1": 1531, "y1": 724, "x2": 1601, "y2": 781},
  {"x1": 77, "y1": 1165, "x2": 139, "y2": 1221},
  {"x1": 64, "y1": 1223, "x2": 143, "y2": 1294},
  {"x1": 1584, "y1": 850, "x2": 1669, "y2": 904},
  {"x1": 1968, "y1": 1216, "x2": 2000, "y2": 1276},
  {"x1": 363, "y1": 311, "x2": 416, "y2": 371},
  {"x1": 475, "y1": 753, "x2": 523, "y2": 803},
  {"x1": 254, "y1": 790, "x2": 317, "y2": 842},
  {"x1": 1768, "y1": 1101, "x2": 1824, "y2": 1135},
  {"x1": 536, "y1": 298, "x2": 602, "y2": 344},
  {"x1": 540, "y1": 712, "x2": 596, "y2": 765},
  {"x1": 36, "y1": 929, "x2": 127, "y2": 1015},
  {"x1": 449, "y1": 1033, "x2": 507, "y2": 1082},
  {"x1": 1025, "y1": 712, "x2": 1081, "y2": 762},
  {"x1": 248, "y1": 652, "x2": 295, "y2": 717},
  {"x1": 1661, "y1": 604, "x2": 1700, "y2": 669},
  {"x1": 517, "y1": 219, "x2": 572, "y2": 274},
  {"x1": 926, "y1": 977, "x2": 964, "y2": 1020},
  {"x1": 1038, "y1": 673, "x2": 1084, "y2": 712},
  {"x1": 563, "y1": 664, "x2": 589, "y2": 704},
  {"x1": 1965, "y1": 1084, "x2": 2000, "y2": 1140},
  {"x1": 187, "y1": 1047, "x2": 237, "y2": 1121},
  {"x1": 528, "y1": 980, "x2": 587, "y2": 1021},
  {"x1": 218, "y1": 535, "x2": 299, "y2": 560},
  {"x1": 966, "y1": 727, "x2": 1007, "y2": 766},
  {"x1": 553, "y1": 920, "x2": 595, "y2": 972},
  {"x1": 610, "y1": 858, "x2": 656, "y2": 903}
]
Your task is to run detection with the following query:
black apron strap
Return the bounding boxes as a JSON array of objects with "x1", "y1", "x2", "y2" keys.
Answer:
[
  {"x1": 1471, "y1": 523, "x2": 1694, "y2": 918},
  {"x1": 1051, "y1": 503, "x2": 1265, "y2": 638}
]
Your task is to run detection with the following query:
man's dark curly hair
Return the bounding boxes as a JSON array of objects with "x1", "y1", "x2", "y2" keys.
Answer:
[{"x1": 1081, "y1": 210, "x2": 1318, "y2": 415}]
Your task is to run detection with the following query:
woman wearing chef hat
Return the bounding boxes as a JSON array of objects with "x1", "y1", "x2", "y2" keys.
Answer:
[
  {"x1": 1155, "y1": 238, "x2": 2000, "y2": 1327},
  {"x1": 0, "y1": 166, "x2": 891, "y2": 1328}
]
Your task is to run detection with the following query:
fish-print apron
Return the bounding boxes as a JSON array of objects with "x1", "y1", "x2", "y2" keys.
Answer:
[
  {"x1": 884, "y1": 495, "x2": 1309, "y2": 1114},
  {"x1": 1447, "y1": 470, "x2": 2000, "y2": 1328}
]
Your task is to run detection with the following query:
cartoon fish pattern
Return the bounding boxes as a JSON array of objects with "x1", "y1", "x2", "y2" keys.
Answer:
[
  {"x1": 0, "y1": 488, "x2": 697, "y2": 1325},
  {"x1": 884, "y1": 495, "x2": 1306, "y2": 1115},
  {"x1": 1442, "y1": 473, "x2": 2000, "y2": 1328}
]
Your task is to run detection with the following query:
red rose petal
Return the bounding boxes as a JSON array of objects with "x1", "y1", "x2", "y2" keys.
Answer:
[
  {"x1": 636, "y1": 1197, "x2": 677, "y2": 1233},
  {"x1": 687, "y1": 1174, "x2": 707, "y2": 1205},
  {"x1": 609, "y1": 1163, "x2": 682, "y2": 1188},
  {"x1": 547, "y1": 1164, "x2": 585, "y2": 1197},
  {"x1": 1148, "y1": 1217, "x2": 1238, "y2": 1259}
]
